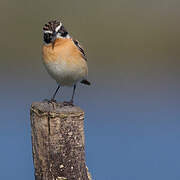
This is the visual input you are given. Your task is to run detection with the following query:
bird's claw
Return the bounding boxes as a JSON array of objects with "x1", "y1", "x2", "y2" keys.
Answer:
[
  {"x1": 43, "y1": 99, "x2": 57, "y2": 104},
  {"x1": 63, "y1": 100, "x2": 74, "y2": 106}
]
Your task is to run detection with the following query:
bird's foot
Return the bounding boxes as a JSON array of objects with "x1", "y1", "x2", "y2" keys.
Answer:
[
  {"x1": 43, "y1": 99, "x2": 57, "y2": 104},
  {"x1": 63, "y1": 100, "x2": 74, "y2": 106}
]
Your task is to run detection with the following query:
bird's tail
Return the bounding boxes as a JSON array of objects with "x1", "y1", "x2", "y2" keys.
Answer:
[{"x1": 80, "y1": 79, "x2": 91, "y2": 85}]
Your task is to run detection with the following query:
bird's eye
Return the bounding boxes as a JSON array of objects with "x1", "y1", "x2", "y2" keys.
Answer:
[
  {"x1": 44, "y1": 33, "x2": 53, "y2": 44},
  {"x1": 47, "y1": 33, "x2": 52, "y2": 38},
  {"x1": 58, "y1": 26, "x2": 68, "y2": 37}
]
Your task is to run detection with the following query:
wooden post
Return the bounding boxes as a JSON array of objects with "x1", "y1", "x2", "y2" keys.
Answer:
[{"x1": 30, "y1": 102, "x2": 92, "y2": 180}]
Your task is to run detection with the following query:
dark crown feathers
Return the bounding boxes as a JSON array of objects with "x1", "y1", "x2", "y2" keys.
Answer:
[{"x1": 43, "y1": 20, "x2": 61, "y2": 32}]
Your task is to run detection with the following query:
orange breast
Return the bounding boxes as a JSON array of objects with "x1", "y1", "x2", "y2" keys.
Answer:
[
  {"x1": 42, "y1": 38, "x2": 88, "y2": 85},
  {"x1": 42, "y1": 38, "x2": 84, "y2": 63}
]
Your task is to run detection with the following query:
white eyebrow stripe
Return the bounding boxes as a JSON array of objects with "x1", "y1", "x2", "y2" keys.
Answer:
[
  {"x1": 43, "y1": 30, "x2": 53, "y2": 34},
  {"x1": 55, "y1": 22, "x2": 62, "y2": 32}
]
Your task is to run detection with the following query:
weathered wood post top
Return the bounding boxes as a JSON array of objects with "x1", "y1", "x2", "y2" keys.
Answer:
[{"x1": 30, "y1": 101, "x2": 91, "y2": 180}]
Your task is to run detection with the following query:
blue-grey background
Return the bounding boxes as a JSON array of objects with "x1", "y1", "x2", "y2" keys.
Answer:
[{"x1": 1, "y1": 0, "x2": 180, "y2": 179}]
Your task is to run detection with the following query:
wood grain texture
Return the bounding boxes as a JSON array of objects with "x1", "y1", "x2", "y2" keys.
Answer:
[{"x1": 30, "y1": 102, "x2": 91, "y2": 180}]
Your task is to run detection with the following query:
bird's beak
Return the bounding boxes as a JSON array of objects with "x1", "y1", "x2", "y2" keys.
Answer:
[{"x1": 52, "y1": 31, "x2": 57, "y2": 49}]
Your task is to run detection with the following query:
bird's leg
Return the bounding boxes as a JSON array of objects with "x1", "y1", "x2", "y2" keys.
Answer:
[
  {"x1": 71, "y1": 84, "x2": 76, "y2": 103},
  {"x1": 43, "y1": 85, "x2": 60, "y2": 103},
  {"x1": 63, "y1": 85, "x2": 76, "y2": 106},
  {"x1": 51, "y1": 85, "x2": 61, "y2": 102},
  {"x1": 44, "y1": 85, "x2": 61, "y2": 102}
]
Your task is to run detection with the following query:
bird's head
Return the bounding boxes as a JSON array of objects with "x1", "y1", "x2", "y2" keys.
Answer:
[{"x1": 43, "y1": 20, "x2": 70, "y2": 46}]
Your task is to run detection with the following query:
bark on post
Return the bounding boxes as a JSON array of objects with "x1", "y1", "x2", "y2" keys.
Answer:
[{"x1": 30, "y1": 102, "x2": 91, "y2": 180}]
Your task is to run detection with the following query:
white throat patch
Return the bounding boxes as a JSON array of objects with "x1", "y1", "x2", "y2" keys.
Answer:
[{"x1": 56, "y1": 33, "x2": 71, "y2": 39}]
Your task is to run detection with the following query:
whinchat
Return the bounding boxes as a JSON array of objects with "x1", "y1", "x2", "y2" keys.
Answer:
[{"x1": 42, "y1": 20, "x2": 90, "y2": 105}]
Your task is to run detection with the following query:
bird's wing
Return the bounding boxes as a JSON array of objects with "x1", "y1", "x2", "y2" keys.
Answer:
[{"x1": 73, "y1": 39, "x2": 87, "y2": 61}]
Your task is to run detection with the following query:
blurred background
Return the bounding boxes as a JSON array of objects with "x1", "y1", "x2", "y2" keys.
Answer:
[{"x1": 1, "y1": 0, "x2": 180, "y2": 179}]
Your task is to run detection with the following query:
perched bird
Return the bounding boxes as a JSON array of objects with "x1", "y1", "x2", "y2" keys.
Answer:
[{"x1": 42, "y1": 20, "x2": 90, "y2": 105}]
